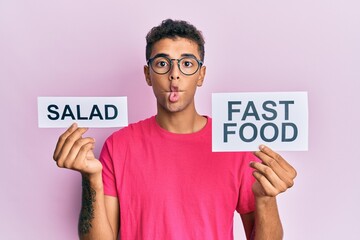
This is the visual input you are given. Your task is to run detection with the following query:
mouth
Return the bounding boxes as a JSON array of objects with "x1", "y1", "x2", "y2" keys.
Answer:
[
  {"x1": 170, "y1": 86, "x2": 179, "y2": 93},
  {"x1": 168, "y1": 86, "x2": 181, "y2": 103},
  {"x1": 163, "y1": 86, "x2": 184, "y2": 93}
]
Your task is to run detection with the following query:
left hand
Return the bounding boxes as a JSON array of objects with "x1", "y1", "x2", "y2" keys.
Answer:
[{"x1": 250, "y1": 145, "x2": 297, "y2": 198}]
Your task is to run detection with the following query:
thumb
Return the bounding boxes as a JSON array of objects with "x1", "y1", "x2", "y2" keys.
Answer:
[{"x1": 86, "y1": 147, "x2": 96, "y2": 160}]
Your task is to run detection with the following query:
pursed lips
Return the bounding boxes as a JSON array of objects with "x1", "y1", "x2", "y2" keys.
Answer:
[
  {"x1": 168, "y1": 86, "x2": 182, "y2": 102},
  {"x1": 163, "y1": 86, "x2": 184, "y2": 93}
]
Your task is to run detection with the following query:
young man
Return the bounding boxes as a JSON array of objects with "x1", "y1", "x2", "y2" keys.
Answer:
[{"x1": 53, "y1": 19, "x2": 296, "y2": 240}]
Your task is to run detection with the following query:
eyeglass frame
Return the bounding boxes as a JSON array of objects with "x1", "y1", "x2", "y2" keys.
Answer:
[{"x1": 147, "y1": 54, "x2": 204, "y2": 76}]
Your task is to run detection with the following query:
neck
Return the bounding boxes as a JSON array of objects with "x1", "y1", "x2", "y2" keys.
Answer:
[{"x1": 156, "y1": 105, "x2": 207, "y2": 134}]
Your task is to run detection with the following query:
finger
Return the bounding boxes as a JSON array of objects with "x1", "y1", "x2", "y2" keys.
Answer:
[
  {"x1": 254, "y1": 150, "x2": 292, "y2": 178},
  {"x1": 86, "y1": 147, "x2": 96, "y2": 160},
  {"x1": 55, "y1": 127, "x2": 90, "y2": 163},
  {"x1": 58, "y1": 137, "x2": 95, "y2": 168},
  {"x1": 254, "y1": 150, "x2": 283, "y2": 172},
  {"x1": 53, "y1": 123, "x2": 78, "y2": 160},
  {"x1": 252, "y1": 152, "x2": 295, "y2": 188},
  {"x1": 65, "y1": 137, "x2": 95, "y2": 163},
  {"x1": 252, "y1": 171, "x2": 279, "y2": 197},
  {"x1": 72, "y1": 142, "x2": 95, "y2": 171},
  {"x1": 250, "y1": 161, "x2": 288, "y2": 191},
  {"x1": 255, "y1": 145, "x2": 297, "y2": 177}
]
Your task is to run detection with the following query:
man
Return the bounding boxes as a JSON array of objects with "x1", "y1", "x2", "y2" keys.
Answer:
[{"x1": 53, "y1": 19, "x2": 296, "y2": 240}]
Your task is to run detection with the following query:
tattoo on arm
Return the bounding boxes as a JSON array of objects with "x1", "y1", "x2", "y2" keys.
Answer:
[{"x1": 78, "y1": 176, "x2": 96, "y2": 236}]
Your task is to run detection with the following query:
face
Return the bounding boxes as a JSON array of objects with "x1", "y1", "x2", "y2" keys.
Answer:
[{"x1": 144, "y1": 37, "x2": 206, "y2": 114}]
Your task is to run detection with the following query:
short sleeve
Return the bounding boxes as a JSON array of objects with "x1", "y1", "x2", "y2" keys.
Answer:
[
  {"x1": 99, "y1": 135, "x2": 118, "y2": 197},
  {"x1": 236, "y1": 152, "x2": 259, "y2": 214}
]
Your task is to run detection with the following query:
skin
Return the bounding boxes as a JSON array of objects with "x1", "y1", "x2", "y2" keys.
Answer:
[
  {"x1": 53, "y1": 37, "x2": 297, "y2": 240},
  {"x1": 53, "y1": 125, "x2": 118, "y2": 240},
  {"x1": 144, "y1": 37, "x2": 207, "y2": 133}
]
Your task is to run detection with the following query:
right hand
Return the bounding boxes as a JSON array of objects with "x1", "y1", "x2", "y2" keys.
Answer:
[{"x1": 53, "y1": 123, "x2": 103, "y2": 176}]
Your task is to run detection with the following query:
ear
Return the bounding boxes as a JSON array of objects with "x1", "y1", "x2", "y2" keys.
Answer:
[
  {"x1": 144, "y1": 65, "x2": 152, "y2": 86},
  {"x1": 196, "y1": 66, "x2": 206, "y2": 87}
]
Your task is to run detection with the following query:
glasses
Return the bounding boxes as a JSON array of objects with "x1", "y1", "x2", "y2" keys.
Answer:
[{"x1": 147, "y1": 55, "x2": 203, "y2": 76}]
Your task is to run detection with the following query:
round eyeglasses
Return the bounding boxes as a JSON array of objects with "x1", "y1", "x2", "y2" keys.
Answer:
[{"x1": 147, "y1": 55, "x2": 203, "y2": 76}]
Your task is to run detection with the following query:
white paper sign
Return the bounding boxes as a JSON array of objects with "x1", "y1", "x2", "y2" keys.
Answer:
[
  {"x1": 212, "y1": 92, "x2": 308, "y2": 152},
  {"x1": 38, "y1": 97, "x2": 128, "y2": 128}
]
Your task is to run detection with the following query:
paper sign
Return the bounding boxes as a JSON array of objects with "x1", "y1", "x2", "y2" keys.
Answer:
[
  {"x1": 38, "y1": 97, "x2": 128, "y2": 128},
  {"x1": 212, "y1": 92, "x2": 308, "y2": 152}
]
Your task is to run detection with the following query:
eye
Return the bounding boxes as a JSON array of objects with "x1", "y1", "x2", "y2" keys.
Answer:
[
  {"x1": 156, "y1": 61, "x2": 168, "y2": 68},
  {"x1": 183, "y1": 61, "x2": 193, "y2": 68}
]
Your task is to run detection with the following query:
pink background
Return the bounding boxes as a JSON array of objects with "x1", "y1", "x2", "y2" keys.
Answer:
[{"x1": 1, "y1": 0, "x2": 359, "y2": 239}]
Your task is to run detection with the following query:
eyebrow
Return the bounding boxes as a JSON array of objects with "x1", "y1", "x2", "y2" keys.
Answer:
[{"x1": 151, "y1": 53, "x2": 198, "y2": 59}]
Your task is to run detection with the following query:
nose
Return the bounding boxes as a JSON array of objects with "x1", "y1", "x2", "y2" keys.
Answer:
[{"x1": 169, "y1": 60, "x2": 180, "y2": 81}]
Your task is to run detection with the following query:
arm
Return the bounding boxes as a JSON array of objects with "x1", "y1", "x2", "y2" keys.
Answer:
[
  {"x1": 78, "y1": 174, "x2": 120, "y2": 240},
  {"x1": 240, "y1": 212, "x2": 255, "y2": 240},
  {"x1": 247, "y1": 145, "x2": 297, "y2": 240},
  {"x1": 53, "y1": 124, "x2": 119, "y2": 239},
  {"x1": 252, "y1": 196, "x2": 282, "y2": 240},
  {"x1": 241, "y1": 203, "x2": 281, "y2": 240}
]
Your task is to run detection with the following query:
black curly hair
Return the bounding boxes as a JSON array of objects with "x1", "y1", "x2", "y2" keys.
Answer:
[{"x1": 145, "y1": 19, "x2": 205, "y2": 62}]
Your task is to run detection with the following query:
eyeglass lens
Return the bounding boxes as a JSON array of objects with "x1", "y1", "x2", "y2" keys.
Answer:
[{"x1": 150, "y1": 57, "x2": 200, "y2": 75}]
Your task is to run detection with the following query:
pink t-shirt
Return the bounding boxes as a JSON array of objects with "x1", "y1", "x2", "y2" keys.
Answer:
[{"x1": 100, "y1": 116, "x2": 257, "y2": 240}]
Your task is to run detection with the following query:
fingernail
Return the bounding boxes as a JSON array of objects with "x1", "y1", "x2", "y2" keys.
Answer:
[{"x1": 259, "y1": 145, "x2": 265, "y2": 150}]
